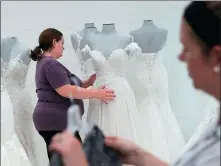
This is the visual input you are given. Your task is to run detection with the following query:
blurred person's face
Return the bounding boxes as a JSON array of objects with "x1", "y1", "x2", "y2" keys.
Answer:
[{"x1": 179, "y1": 19, "x2": 220, "y2": 96}]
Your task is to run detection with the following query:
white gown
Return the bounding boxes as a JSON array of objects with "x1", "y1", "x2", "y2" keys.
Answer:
[
  {"x1": 81, "y1": 45, "x2": 140, "y2": 143},
  {"x1": 1, "y1": 58, "x2": 31, "y2": 166},
  {"x1": 71, "y1": 33, "x2": 96, "y2": 80},
  {"x1": 25, "y1": 60, "x2": 49, "y2": 165},
  {"x1": 5, "y1": 51, "x2": 40, "y2": 166},
  {"x1": 125, "y1": 43, "x2": 186, "y2": 162}
]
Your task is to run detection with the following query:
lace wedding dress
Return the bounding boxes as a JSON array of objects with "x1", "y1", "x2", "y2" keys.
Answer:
[
  {"x1": 24, "y1": 61, "x2": 49, "y2": 165},
  {"x1": 81, "y1": 45, "x2": 140, "y2": 143},
  {"x1": 1, "y1": 58, "x2": 31, "y2": 166},
  {"x1": 71, "y1": 33, "x2": 95, "y2": 80},
  {"x1": 125, "y1": 43, "x2": 186, "y2": 162},
  {"x1": 5, "y1": 50, "x2": 40, "y2": 166}
]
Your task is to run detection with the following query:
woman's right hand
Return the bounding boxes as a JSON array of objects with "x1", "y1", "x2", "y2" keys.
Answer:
[
  {"x1": 96, "y1": 85, "x2": 116, "y2": 104},
  {"x1": 105, "y1": 137, "x2": 169, "y2": 166},
  {"x1": 105, "y1": 136, "x2": 145, "y2": 166}
]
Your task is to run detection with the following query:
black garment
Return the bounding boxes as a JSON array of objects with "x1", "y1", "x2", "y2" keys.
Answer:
[
  {"x1": 83, "y1": 126, "x2": 122, "y2": 166},
  {"x1": 38, "y1": 130, "x2": 82, "y2": 160}
]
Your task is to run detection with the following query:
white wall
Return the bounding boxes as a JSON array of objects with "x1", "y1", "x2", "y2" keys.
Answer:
[{"x1": 2, "y1": 1, "x2": 217, "y2": 140}]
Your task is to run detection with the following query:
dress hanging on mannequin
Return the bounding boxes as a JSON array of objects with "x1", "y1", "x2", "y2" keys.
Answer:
[
  {"x1": 1, "y1": 58, "x2": 32, "y2": 166},
  {"x1": 5, "y1": 50, "x2": 48, "y2": 166},
  {"x1": 125, "y1": 42, "x2": 186, "y2": 163},
  {"x1": 81, "y1": 45, "x2": 140, "y2": 145}
]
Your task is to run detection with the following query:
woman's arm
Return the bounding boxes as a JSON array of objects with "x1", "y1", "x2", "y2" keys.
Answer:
[
  {"x1": 45, "y1": 63, "x2": 115, "y2": 102},
  {"x1": 137, "y1": 150, "x2": 169, "y2": 166},
  {"x1": 82, "y1": 74, "x2": 96, "y2": 88},
  {"x1": 82, "y1": 80, "x2": 91, "y2": 89},
  {"x1": 56, "y1": 84, "x2": 102, "y2": 99}
]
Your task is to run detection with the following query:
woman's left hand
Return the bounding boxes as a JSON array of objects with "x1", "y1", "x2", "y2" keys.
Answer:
[
  {"x1": 83, "y1": 74, "x2": 96, "y2": 88},
  {"x1": 49, "y1": 131, "x2": 88, "y2": 166},
  {"x1": 87, "y1": 74, "x2": 96, "y2": 86}
]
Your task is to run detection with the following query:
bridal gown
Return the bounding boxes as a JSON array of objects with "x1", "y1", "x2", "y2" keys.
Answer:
[
  {"x1": 1, "y1": 58, "x2": 31, "y2": 166},
  {"x1": 81, "y1": 45, "x2": 140, "y2": 143},
  {"x1": 71, "y1": 33, "x2": 95, "y2": 80},
  {"x1": 5, "y1": 50, "x2": 43, "y2": 166},
  {"x1": 71, "y1": 34, "x2": 96, "y2": 139},
  {"x1": 25, "y1": 60, "x2": 49, "y2": 165},
  {"x1": 125, "y1": 43, "x2": 186, "y2": 162}
]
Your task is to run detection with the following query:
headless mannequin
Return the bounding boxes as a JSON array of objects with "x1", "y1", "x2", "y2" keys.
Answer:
[
  {"x1": 79, "y1": 23, "x2": 98, "y2": 37},
  {"x1": 88, "y1": 23, "x2": 132, "y2": 58},
  {"x1": 10, "y1": 38, "x2": 31, "y2": 65},
  {"x1": 1, "y1": 37, "x2": 18, "y2": 64},
  {"x1": 80, "y1": 27, "x2": 99, "y2": 50},
  {"x1": 130, "y1": 20, "x2": 168, "y2": 53},
  {"x1": 71, "y1": 23, "x2": 99, "y2": 52}
]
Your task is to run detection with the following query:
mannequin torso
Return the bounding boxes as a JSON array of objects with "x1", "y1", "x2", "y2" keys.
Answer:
[
  {"x1": 71, "y1": 23, "x2": 99, "y2": 51},
  {"x1": 1, "y1": 37, "x2": 18, "y2": 64},
  {"x1": 10, "y1": 38, "x2": 31, "y2": 65},
  {"x1": 80, "y1": 27, "x2": 99, "y2": 50},
  {"x1": 130, "y1": 20, "x2": 168, "y2": 53},
  {"x1": 88, "y1": 23, "x2": 132, "y2": 58}
]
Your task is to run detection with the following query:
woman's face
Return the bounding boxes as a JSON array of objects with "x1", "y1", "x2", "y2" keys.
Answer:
[
  {"x1": 52, "y1": 36, "x2": 64, "y2": 59},
  {"x1": 179, "y1": 19, "x2": 220, "y2": 95}
]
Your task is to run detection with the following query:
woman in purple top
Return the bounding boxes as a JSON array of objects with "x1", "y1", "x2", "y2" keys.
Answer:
[{"x1": 29, "y1": 28, "x2": 115, "y2": 160}]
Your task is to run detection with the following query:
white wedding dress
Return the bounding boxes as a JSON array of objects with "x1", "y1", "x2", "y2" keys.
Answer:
[
  {"x1": 81, "y1": 45, "x2": 140, "y2": 143},
  {"x1": 1, "y1": 58, "x2": 31, "y2": 166},
  {"x1": 125, "y1": 43, "x2": 186, "y2": 162},
  {"x1": 5, "y1": 50, "x2": 40, "y2": 166},
  {"x1": 72, "y1": 33, "x2": 95, "y2": 80}
]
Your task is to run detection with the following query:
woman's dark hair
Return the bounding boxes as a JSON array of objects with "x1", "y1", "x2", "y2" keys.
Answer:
[
  {"x1": 29, "y1": 28, "x2": 63, "y2": 61},
  {"x1": 183, "y1": 1, "x2": 220, "y2": 55}
]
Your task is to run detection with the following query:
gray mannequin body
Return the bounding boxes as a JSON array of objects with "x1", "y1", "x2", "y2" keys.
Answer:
[
  {"x1": 1, "y1": 37, "x2": 18, "y2": 64},
  {"x1": 71, "y1": 23, "x2": 99, "y2": 52},
  {"x1": 80, "y1": 27, "x2": 99, "y2": 50},
  {"x1": 9, "y1": 37, "x2": 31, "y2": 65},
  {"x1": 130, "y1": 20, "x2": 168, "y2": 53},
  {"x1": 87, "y1": 23, "x2": 132, "y2": 58}
]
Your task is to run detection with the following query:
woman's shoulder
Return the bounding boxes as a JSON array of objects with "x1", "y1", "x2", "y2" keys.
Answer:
[{"x1": 38, "y1": 56, "x2": 63, "y2": 70}]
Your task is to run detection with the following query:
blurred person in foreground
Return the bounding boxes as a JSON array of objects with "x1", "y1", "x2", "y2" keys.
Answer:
[{"x1": 49, "y1": 1, "x2": 220, "y2": 166}]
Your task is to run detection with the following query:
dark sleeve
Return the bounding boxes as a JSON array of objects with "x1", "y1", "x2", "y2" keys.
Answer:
[{"x1": 45, "y1": 61, "x2": 70, "y2": 89}]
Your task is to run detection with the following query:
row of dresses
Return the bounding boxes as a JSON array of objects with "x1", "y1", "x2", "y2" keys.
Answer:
[{"x1": 74, "y1": 33, "x2": 186, "y2": 162}]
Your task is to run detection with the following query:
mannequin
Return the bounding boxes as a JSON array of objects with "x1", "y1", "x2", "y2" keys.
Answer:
[
  {"x1": 10, "y1": 37, "x2": 31, "y2": 65},
  {"x1": 1, "y1": 39, "x2": 32, "y2": 166},
  {"x1": 130, "y1": 20, "x2": 168, "y2": 53},
  {"x1": 1, "y1": 37, "x2": 18, "y2": 63},
  {"x1": 80, "y1": 27, "x2": 99, "y2": 50},
  {"x1": 125, "y1": 20, "x2": 185, "y2": 162},
  {"x1": 79, "y1": 23, "x2": 97, "y2": 37},
  {"x1": 87, "y1": 23, "x2": 132, "y2": 58},
  {"x1": 70, "y1": 23, "x2": 99, "y2": 52},
  {"x1": 4, "y1": 38, "x2": 40, "y2": 166}
]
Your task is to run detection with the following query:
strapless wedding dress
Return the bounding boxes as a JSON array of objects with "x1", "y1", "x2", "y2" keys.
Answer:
[{"x1": 81, "y1": 45, "x2": 140, "y2": 144}]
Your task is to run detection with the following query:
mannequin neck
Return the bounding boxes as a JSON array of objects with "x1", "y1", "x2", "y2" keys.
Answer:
[
  {"x1": 142, "y1": 20, "x2": 156, "y2": 28},
  {"x1": 101, "y1": 24, "x2": 117, "y2": 34},
  {"x1": 84, "y1": 23, "x2": 95, "y2": 29},
  {"x1": 84, "y1": 27, "x2": 98, "y2": 34}
]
